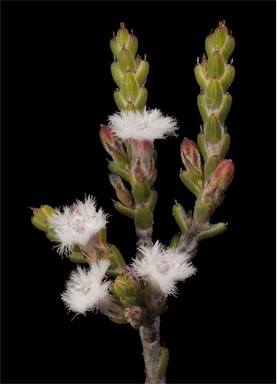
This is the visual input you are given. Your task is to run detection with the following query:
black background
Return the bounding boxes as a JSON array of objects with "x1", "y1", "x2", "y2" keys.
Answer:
[{"x1": 1, "y1": 1, "x2": 276, "y2": 383}]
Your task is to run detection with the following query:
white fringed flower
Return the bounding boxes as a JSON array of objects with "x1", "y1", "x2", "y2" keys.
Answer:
[
  {"x1": 61, "y1": 259, "x2": 111, "y2": 315},
  {"x1": 107, "y1": 108, "x2": 178, "y2": 141},
  {"x1": 131, "y1": 241, "x2": 196, "y2": 297},
  {"x1": 48, "y1": 195, "x2": 108, "y2": 256}
]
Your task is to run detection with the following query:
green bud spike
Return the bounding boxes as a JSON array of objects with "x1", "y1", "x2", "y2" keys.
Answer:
[
  {"x1": 205, "y1": 114, "x2": 222, "y2": 143},
  {"x1": 147, "y1": 189, "x2": 158, "y2": 213},
  {"x1": 172, "y1": 203, "x2": 188, "y2": 234},
  {"x1": 118, "y1": 47, "x2": 135, "y2": 73},
  {"x1": 220, "y1": 64, "x2": 235, "y2": 92},
  {"x1": 213, "y1": 20, "x2": 229, "y2": 49},
  {"x1": 179, "y1": 170, "x2": 201, "y2": 197},
  {"x1": 134, "y1": 206, "x2": 153, "y2": 229},
  {"x1": 196, "y1": 222, "x2": 228, "y2": 241},
  {"x1": 205, "y1": 78, "x2": 223, "y2": 110},
  {"x1": 218, "y1": 93, "x2": 232, "y2": 124},
  {"x1": 219, "y1": 132, "x2": 231, "y2": 160},
  {"x1": 194, "y1": 62, "x2": 208, "y2": 91},
  {"x1": 108, "y1": 161, "x2": 130, "y2": 183},
  {"x1": 197, "y1": 132, "x2": 209, "y2": 162},
  {"x1": 221, "y1": 34, "x2": 235, "y2": 62},
  {"x1": 111, "y1": 61, "x2": 124, "y2": 88},
  {"x1": 135, "y1": 57, "x2": 150, "y2": 87},
  {"x1": 114, "y1": 201, "x2": 135, "y2": 219},
  {"x1": 204, "y1": 155, "x2": 220, "y2": 182},
  {"x1": 135, "y1": 86, "x2": 148, "y2": 110},
  {"x1": 207, "y1": 50, "x2": 225, "y2": 79},
  {"x1": 132, "y1": 181, "x2": 151, "y2": 203},
  {"x1": 121, "y1": 71, "x2": 139, "y2": 101}
]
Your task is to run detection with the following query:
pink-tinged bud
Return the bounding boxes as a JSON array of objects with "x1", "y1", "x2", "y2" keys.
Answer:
[
  {"x1": 203, "y1": 159, "x2": 235, "y2": 207},
  {"x1": 180, "y1": 138, "x2": 203, "y2": 182},
  {"x1": 129, "y1": 139, "x2": 157, "y2": 185},
  {"x1": 99, "y1": 125, "x2": 129, "y2": 168}
]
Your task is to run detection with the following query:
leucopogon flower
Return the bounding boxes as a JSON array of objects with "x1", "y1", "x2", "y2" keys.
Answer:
[
  {"x1": 61, "y1": 259, "x2": 111, "y2": 315},
  {"x1": 48, "y1": 195, "x2": 108, "y2": 256},
  {"x1": 107, "y1": 107, "x2": 179, "y2": 141},
  {"x1": 131, "y1": 241, "x2": 196, "y2": 297}
]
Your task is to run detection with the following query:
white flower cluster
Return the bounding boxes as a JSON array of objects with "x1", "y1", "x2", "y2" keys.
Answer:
[
  {"x1": 48, "y1": 195, "x2": 108, "y2": 256},
  {"x1": 107, "y1": 107, "x2": 179, "y2": 141},
  {"x1": 61, "y1": 259, "x2": 111, "y2": 315},
  {"x1": 131, "y1": 241, "x2": 196, "y2": 297}
]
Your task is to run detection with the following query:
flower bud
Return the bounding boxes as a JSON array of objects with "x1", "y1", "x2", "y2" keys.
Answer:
[
  {"x1": 110, "y1": 61, "x2": 124, "y2": 88},
  {"x1": 205, "y1": 114, "x2": 222, "y2": 143},
  {"x1": 207, "y1": 50, "x2": 225, "y2": 79},
  {"x1": 180, "y1": 138, "x2": 203, "y2": 183},
  {"x1": 194, "y1": 61, "x2": 208, "y2": 91},
  {"x1": 31, "y1": 204, "x2": 56, "y2": 232},
  {"x1": 218, "y1": 93, "x2": 232, "y2": 124},
  {"x1": 134, "y1": 206, "x2": 153, "y2": 229},
  {"x1": 220, "y1": 64, "x2": 235, "y2": 92},
  {"x1": 118, "y1": 47, "x2": 135, "y2": 73},
  {"x1": 135, "y1": 86, "x2": 148, "y2": 110},
  {"x1": 205, "y1": 78, "x2": 223, "y2": 110},
  {"x1": 213, "y1": 20, "x2": 229, "y2": 49},
  {"x1": 135, "y1": 56, "x2": 150, "y2": 87},
  {"x1": 121, "y1": 71, "x2": 139, "y2": 101},
  {"x1": 108, "y1": 174, "x2": 134, "y2": 209},
  {"x1": 203, "y1": 159, "x2": 235, "y2": 207},
  {"x1": 129, "y1": 139, "x2": 156, "y2": 184},
  {"x1": 99, "y1": 125, "x2": 129, "y2": 168}
]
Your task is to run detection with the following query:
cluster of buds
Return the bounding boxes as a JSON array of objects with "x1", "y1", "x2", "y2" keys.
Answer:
[
  {"x1": 110, "y1": 22, "x2": 149, "y2": 111},
  {"x1": 173, "y1": 20, "x2": 235, "y2": 248}
]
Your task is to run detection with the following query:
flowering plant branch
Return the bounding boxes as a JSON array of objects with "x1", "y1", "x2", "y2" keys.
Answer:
[{"x1": 30, "y1": 20, "x2": 235, "y2": 384}]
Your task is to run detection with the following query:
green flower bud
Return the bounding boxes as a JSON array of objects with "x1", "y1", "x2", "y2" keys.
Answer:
[
  {"x1": 108, "y1": 161, "x2": 130, "y2": 183},
  {"x1": 111, "y1": 276, "x2": 138, "y2": 299},
  {"x1": 194, "y1": 61, "x2": 208, "y2": 91},
  {"x1": 121, "y1": 71, "x2": 139, "y2": 101},
  {"x1": 197, "y1": 93, "x2": 209, "y2": 123},
  {"x1": 207, "y1": 50, "x2": 225, "y2": 79},
  {"x1": 172, "y1": 202, "x2": 188, "y2": 234},
  {"x1": 205, "y1": 78, "x2": 223, "y2": 110},
  {"x1": 31, "y1": 204, "x2": 56, "y2": 232},
  {"x1": 204, "y1": 155, "x2": 220, "y2": 182},
  {"x1": 213, "y1": 20, "x2": 229, "y2": 49},
  {"x1": 179, "y1": 170, "x2": 201, "y2": 197},
  {"x1": 221, "y1": 34, "x2": 235, "y2": 62},
  {"x1": 135, "y1": 56, "x2": 150, "y2": 87},
  {"x1": 118, "y1": 47, "x2": 135, "y2": 73},
  {"x1": 196, "y1": 222, "x2": 227, "y2": 241},
  {"x1": 205, "y1": 114, "x2": 222, "y2": 143},
  {"x1": 197, "y1": 132, "x2": 209, "y2": 162},
  {"x1": 135, "y1": 86, "x2": 148, "y2": 110},
  {"x1": 219, "y1": 132, "x2": 231, "y2": 160},
  {"x1": 114, "y1": 201, "x2": 135, "y2": 219},
  {"x1": 113, "y1": 89, "x2": 127, "y2": 111},
  {"x1": 132, "y1": 181, "x2": 151, "y2": 203},
  {"x1": 220, "y1": 64, "x2": 235, "y2": 92},
  {"x1": 110, "y1": 61, "x2": 124, "y2": 88},
  {"x1": 218, "y1": 93, "x2": 232, "y2": 124},
  {"x1": 146, "y1": 189, "x2": 158, "y2": 213},
  {"x1": 134, "y1": 206, "x2": 153, "y2": 229}
]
